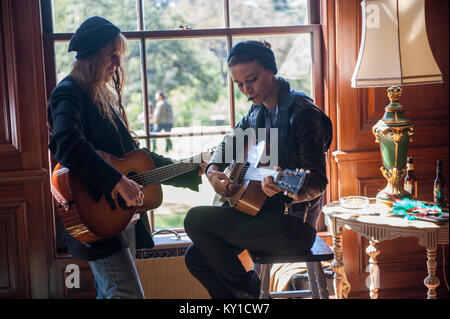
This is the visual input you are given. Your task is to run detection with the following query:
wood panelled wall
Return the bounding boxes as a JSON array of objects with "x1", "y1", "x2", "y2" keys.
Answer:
[
  {"x1": 0, "y1": 0, "x2": 53, "y2": 298},
  {"x1": 0, "y1": 0, "x2": 448, "y2": 298},
  {"x1": 322, "y1": 0, "x2": 449, "y2": 298}
]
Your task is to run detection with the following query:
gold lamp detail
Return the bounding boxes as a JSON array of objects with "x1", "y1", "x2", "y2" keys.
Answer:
[{"x1": 351, "y1": 0, "x2": 443, "y2": 206}]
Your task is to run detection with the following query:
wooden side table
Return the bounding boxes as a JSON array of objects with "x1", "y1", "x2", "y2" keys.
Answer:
[{"x1": 323, "y1": 200, "x2": 449, "y2": 299}]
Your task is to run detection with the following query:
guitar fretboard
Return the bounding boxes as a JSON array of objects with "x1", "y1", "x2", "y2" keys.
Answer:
[
  {"x1": 231, "y1": 163, "x2": 277, "y2": 182},
  {"x1": 129, "y1": 156, "x2": 201, "y2": 186},
  {"x1": 243, "y1": 167, "x2": 277, "y2": 182}
]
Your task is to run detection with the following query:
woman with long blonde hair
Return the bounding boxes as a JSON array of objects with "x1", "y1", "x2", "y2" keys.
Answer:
[
  {"x1": 70, "y1": 31, "x2": 129, "y2": 130},
  {"x1": 48, "y1": 16, "x2": 205, "y2": 299}
]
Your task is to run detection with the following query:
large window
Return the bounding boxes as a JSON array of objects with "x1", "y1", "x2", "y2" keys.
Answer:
[{"x1": 42, "y1": 0, "x2": 322, "y2": 231}]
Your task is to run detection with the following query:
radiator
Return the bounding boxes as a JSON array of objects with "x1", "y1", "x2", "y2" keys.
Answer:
[
  {"x1": 135, "y1": 233, "x2": 211, "y2": 299},
  {"x1": 135, "y1": 232, "x2": 253, "y2": 299},
  {"x1": 136, "y1": 256, "x2": 210, "y2": 299}
]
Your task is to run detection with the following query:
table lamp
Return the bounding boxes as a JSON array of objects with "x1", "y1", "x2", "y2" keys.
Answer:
[{"x1": 351, "y1": 0, "x2": 443, "y2": 206}]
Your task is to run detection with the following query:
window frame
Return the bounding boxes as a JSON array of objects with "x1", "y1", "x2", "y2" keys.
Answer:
[{"x1": 41, "y1": 0, "x2": 323, "y2": 231}]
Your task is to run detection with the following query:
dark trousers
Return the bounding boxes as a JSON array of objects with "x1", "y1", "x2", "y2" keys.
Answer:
[
  {"x1": 152, "y1": 123, "x2": 173, "y2": 152},
  {"x1": 184, "y1": 200, "x2": 317, "y2": 299}
]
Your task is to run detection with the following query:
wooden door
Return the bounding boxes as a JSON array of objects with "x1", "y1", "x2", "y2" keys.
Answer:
[{"x1": 0, "y1": 0, "x2": 53, "y2": 298}]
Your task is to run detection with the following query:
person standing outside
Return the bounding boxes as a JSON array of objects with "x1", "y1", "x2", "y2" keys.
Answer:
[{"x1": 152, "y1": 90, "x2": 174, "y2": 152}]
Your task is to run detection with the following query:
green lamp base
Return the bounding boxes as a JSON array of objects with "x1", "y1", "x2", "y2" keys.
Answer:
[{"x1": 372, "y1": 87, "x2": 414, "y2": 207}]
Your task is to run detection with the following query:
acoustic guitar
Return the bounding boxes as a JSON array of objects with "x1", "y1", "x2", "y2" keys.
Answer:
[
  {"x1": 51, "y1": 148, "x2": 210, "y2": 243},
  {"x1": 213, "y1": 140, "x2": 309, "y2": 215}
]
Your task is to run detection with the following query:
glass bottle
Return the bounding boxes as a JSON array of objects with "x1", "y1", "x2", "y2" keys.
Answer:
[
  {"x1": 433, "y1": 159, "x2": 444, "y2": 206},
  {"x1": 404, "y1": 157, "x2": 417, "y2": 199}
]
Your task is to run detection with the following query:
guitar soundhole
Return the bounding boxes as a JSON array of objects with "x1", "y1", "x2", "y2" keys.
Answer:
[{"x1": 116, "y1": 171, "x2": 140, "y2": 210}]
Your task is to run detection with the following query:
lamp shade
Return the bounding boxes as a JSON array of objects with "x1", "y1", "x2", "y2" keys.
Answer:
[{"x1": 351, "y1": 0, "x2": 443, "y2": 88}]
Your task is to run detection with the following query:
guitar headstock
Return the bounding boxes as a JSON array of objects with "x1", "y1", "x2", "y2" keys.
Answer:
[{"x1": 275, "y1": 168, "x2": 310, "y2": 195}]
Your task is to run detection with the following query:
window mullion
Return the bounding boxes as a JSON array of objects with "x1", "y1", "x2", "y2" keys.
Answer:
[
  {"x1": 136, "y1": 0, "x2": 150, "y2": 149},
  {"x1": 223, "y1": 0, "x2": 230, "y2": 28},
  {"x1": 136, "y1": 0, "x2": 155, "y2": 231},
  {"x1": 224, "y1": 0, "x2": 235, "y2": 128},
  {"x1": 49, "y1": 25, "x2": 319, "y2": 41}
]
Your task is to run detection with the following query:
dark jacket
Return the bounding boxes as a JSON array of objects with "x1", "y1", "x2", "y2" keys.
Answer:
[
  {"x1": 48, "y1": 75, "x2": 201, "y2": 260},
  {"x1": 210, "y1": 77, "x2": 332, "y2": 213}
]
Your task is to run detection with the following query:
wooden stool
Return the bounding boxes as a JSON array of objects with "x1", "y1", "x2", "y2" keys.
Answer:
[{"x1": 249, "y1": 235, "x2": 334, "y2": 299}]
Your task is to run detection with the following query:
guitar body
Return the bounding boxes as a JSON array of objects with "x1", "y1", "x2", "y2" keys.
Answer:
[
  {"x1": 52, "y1": 149, "x2": 162, "y2": 243},
  {"x1": 226, "y1": 178, "x2": 267, "y2": 216},
  {"x1": 213, "y1": 141, "x2": 309, "y2": 216}
]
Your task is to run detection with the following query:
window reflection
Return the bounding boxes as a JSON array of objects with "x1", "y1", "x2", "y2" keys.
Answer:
[
  {"x1": 232, "y1": 34, "x2": 312, "y2": 122},
  {"x1": 143, "y1": 0, "x2": 224, "y2": 30},
  {"x1": 54, "y1": 42, "x2": 75, "y2": 83},
  {"x1": 148, "y1": 134, "x2": 225, "y2": 230},
  {"x1": 230, "y1": 0, "x2": 308, "y2": 28},
  {"x1": 121, "y1": 40, "x2": 143, "y2": 132},
  {"x1": 144, "y1": 38, "x2": 230, "y2": 136},
  {"x1": 52, "y1": 0, "x2": 138, "y2": 32}
]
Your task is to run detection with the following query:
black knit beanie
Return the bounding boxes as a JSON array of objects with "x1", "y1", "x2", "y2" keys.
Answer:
[
  {"x1": 227, "y1": 40, "x2": 277, "y2": 74},
  {"x1": 68, "y1": 16, "x2": 121, "y2": 60}
]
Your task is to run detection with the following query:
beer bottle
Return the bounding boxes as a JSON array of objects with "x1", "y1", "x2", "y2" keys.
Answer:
[
  {"x1": 433, "y1": 160, "x2": 444, "y2": 206},
  {"x1": 404, "y1": 157, "x2": 417, "y2": 199}
]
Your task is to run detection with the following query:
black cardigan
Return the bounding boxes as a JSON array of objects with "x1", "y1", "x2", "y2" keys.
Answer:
[{"x1": 48, "y1": 75, "x2": 201, "y2": 260}]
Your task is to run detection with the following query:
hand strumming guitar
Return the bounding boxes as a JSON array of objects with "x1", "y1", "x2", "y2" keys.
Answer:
[
  {"x1": 206, "y1": 164, "x2": 239, "y2": 197},
  {"x1": 113, "y1": 175, "x2": 144, "y2": 207}
]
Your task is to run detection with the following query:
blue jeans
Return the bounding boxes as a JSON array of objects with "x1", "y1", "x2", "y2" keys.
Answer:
[{"x1": 88, "y1": 223, "x2": 144, "y2": 299}]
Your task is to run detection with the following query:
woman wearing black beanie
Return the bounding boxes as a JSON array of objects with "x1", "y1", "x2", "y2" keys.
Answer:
[
  {"x1": 48, "y1": 16, "x2": 205, "y2": 299},
  {"x1": 184, "y1": 40, "x2": 333, "y2": 299}
]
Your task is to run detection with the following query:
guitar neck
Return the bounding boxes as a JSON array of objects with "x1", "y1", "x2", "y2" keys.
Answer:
[
  {"x1": 243, "y1": 167, "x2": 277, "y2": 182},
  {"x1": 131, "y1": 155, "x2": 201, "y2": 186}
]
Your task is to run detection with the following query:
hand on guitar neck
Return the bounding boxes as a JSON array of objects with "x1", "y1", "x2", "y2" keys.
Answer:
[
  {"x1": 262, "y1": 166, "x2": 320, "y2": 203},
  {"x1": 261, "y1": 166, "x2": 285, "y2": 197},
  {"x1": 261, "y1": 166, "x2": 316, "y2": 203},
  {"x1": 197, "y1": 162, "x2": 208, "y2": 176},
  {"x1": 207, "y1": 141, "x2": 311, "y2": 216}
]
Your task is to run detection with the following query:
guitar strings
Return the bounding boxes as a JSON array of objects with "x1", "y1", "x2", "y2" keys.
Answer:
[
  {"x1": 130, "y1": 163, "x2": 196, "y2": 185},
  {"x1": 128, "y1": 158, "x2": 287, "y2": 188},
  {"x1": 128, "y1": 161, "x2": 199, "y2": 186},
  {"x1": 129, "y1": 154, "x2": 203, "y2": 186},
  {"x1": 239, "y1": 167, "x2": 276, "y2": 182}
]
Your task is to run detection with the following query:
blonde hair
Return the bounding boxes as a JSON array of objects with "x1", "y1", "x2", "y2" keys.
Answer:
[{"x1": 70, "y1": 33, "x2": 129, "y2": 129}]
